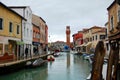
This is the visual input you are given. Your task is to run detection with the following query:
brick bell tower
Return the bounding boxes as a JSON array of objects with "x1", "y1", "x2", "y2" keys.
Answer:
[{"x1": 66, "y1": 26, "x2": 71, "y2": 47}]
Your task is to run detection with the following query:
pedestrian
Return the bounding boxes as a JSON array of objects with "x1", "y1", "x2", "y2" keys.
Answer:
[{"x1": 25, "y1": 47, "x2": 28, "y2": 59}]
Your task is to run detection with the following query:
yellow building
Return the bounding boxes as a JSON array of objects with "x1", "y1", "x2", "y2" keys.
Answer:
[
  {"x1": 82, "y1": 26, "x2": 105, "y2": 53},
  {"x1": 92, "y1": 28, "x2": 106, "y2": 48},
  {"x1": 105, "y1": 1, "x2": 120, "y2": 79},
  {"x1": 107, "y1": 1, "x2": 120, "y2": 39},
  {"x1": 0, "y1": 2, "x2": 24, "y2": 60}
]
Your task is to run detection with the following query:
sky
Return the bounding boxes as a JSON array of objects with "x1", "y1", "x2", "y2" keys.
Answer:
[{"x1": 0, "y1": 0, "x2": 114, "y2": 42}]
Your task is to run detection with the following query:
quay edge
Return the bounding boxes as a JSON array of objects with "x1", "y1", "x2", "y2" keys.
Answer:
[{"x1": 0, "y1": 53, "x2": 53, "y2": 75}]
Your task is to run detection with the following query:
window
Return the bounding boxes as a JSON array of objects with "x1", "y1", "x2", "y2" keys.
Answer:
[
  {"x1": 27, "y1": 28, "x2": 28, "y2": 36},
  {"x1": 106, "y1": 43, "x2": 109, "y2": 51},
  {"x1": 0, "y1": 18, "x2": 3, "y2": 30},
  {"x1": 27, "y1": 11, "x2": 28, "y2": 18},
  {"x1": 118, "y1": 10, "x2": 120, "y2": 22},
  {"x1": 93, "y1": 36, "x2": 94, "y2": 41},
  {"x1": 90, "y1": 38, "x2": 92, "y2": 41},
  {"x1": 24, "y1": 27, "x2": 25, "y2": 36},
  {"x1": 96, "y1": 35, "x2": 97, "y2": 40},
  {"x1": 17, "y1": 25, "x2": 20, "y2": 34},
  {"x1": 33, "y1": 31, "x2": 35, "y2": 38},
  {"x1": 105, "y1": 29, "x2": 107, "y2": 37},
  {"x1": 9, "y1": 22, "x2": 13, "y2": 32},
  {"x1": 110, "y1": 16, "x2": 114, "y2": 31},
  {"x1": 100, "y1": 35, "x2": 106, "y2": 40}
]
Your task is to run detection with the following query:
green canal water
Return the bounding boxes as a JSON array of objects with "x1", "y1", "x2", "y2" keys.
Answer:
[{"x1": 0, "y1": 52, "x2": 91, "y2": 80}]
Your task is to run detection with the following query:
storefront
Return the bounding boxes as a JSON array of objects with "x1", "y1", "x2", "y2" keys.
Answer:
[
  {"x1": 32, "y1": 42, "x2": 40, "y2": 55},
  {"x1": 0, "y1": 36, "x2": 22, "y2": 61},
  {"x1": 0, "y1": 36, "x2": 8, "y2": 55}
]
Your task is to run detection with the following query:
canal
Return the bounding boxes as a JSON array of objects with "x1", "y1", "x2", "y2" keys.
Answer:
[{"x1": 0, "y1": 52, "x2": 91, "y2": 80}]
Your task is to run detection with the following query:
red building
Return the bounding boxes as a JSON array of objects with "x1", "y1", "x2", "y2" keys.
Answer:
[{"x1": 72, "y1": 31, "x2": 83, "y2": 47}]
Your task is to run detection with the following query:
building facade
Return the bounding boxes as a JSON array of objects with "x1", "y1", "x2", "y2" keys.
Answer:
[
  {"x1": 73, "y1": 26, "x2": 106, "y2": 53},
  {"x1": 39, "y1": 17, "x2": 47, "y2": 53},
  {"x1": 32, "y1": 14, "x2": 48, "y2": 55},
  {"x1": 105, "y1": 1, "x2": 120, "y2": 79},
  {"x1": 0, "y1": 2, "x2": 24, "y2": 61},
  {"x1": 9, "y1": 6, "x2": 33, "y2": 58},
  {"x1": 72, "y1": 31, "x2": 83, "y2": 52}
]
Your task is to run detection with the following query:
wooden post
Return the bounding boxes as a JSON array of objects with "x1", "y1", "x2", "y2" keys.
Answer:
[
  {"x1": 106, "y1": 40, "x2": 119, "y2": 80},
  {"x1": 112, "y1": 41, "x2": 119, "y2": 80},
  {"x1": 91, "y1": 41, "x2": 105, "y2": 80},
  {"x1": 106, "y1": 41, "x2": 115, "y2": 80}
]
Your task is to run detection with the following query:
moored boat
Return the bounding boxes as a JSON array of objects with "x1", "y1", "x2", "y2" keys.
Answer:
[
  {"x1": 47, "y1": 55, "x2": 55, "y2": 61},
  {"x1": 32, "y1": 58, "x2": 47, "y2": 67}
]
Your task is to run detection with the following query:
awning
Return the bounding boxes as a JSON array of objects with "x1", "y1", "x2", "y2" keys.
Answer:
[
  {"x1": 32, "y1": 42, "x2": 40, "y2": 45},
  {"x1": 16, "y1": 41, "x2": 24, "y2": 45},
  {"x1": 76, "y1": 43, "x2": 85, "y2": 47},
  {"x1": 84, "y1": 42, "x2": 92, "y2": 46},
  {"x1": 80, "y1": 43, "x2": 86, "y2": 46}
]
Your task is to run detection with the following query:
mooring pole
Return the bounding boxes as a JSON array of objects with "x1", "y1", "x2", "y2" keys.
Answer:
[
  {"x1": 106, "y1": 40, "x2": 119, "y2": 80},
  {"x1": 91, "y1": 41, "x2": 105, "y2": 80}
]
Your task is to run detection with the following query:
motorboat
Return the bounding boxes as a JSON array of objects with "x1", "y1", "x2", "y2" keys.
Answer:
[
  {"x1": 86, "y1": 73, "x2": 91, "y2": 80},
  {"x1": 53, "y1": 52, "x2": 61, "y2": 57},
  {"x1": 47, "y1": 55, "x2": 55, "y2": 61},
  {"x1": 32, "y1": 58, "x2": 47, "y2": 67}
]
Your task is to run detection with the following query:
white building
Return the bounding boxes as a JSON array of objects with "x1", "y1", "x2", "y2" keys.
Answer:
[{"x1": 9, "y1": 6, "x2": 33, "y2": 58}]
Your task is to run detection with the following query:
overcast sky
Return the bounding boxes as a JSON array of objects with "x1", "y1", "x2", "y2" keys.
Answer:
[{"x1": 0, "y1": 0, "x2": 113, "y2": 42}]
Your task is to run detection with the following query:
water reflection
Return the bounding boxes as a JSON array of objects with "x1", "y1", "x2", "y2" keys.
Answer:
[
  {"x1": 0, "y1": 52, "x2": 91, "y2": 80},
  {"x1": 0, "y1": 66, "x2": 48, "y2": 80},
  {"x1": 66, "y1": 52, "x2": 70, "y2": 68}
]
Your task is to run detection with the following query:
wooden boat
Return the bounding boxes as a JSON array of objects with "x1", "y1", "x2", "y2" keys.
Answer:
[{"x1": 47, "y1": 55, "x2": 55, "y2": 61}]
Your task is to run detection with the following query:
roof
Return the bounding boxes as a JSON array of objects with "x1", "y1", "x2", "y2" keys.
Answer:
[
  {"x1": 32, "y1": 14, "x2": 41, "y2": 27},
  {"x1": 82, "y1": 26, "x2": 103, "y2": 33},
  {"x1": 107, "y1": 1, "x2": 116, "y2": 10},
  {"x1": 39, "y1": 17, "x2": 46, "y2": 23},
  {"x1": 0, "y1": 2, "x2": 26, "y2": 20},
  {"x1": 92, "y1": 28, "x2": 106, "y2": 34},
  {"x1": 89, "y1": 26, "x2": 103, "y2": 30},
  {"x1": 82, "y1": 28, "x2": 89, "y2": 32},
  {"x1": 9, "y1": 6, "x2": 28, "y2": 9},
  {"x1": 32, "y1": 14, "x2": 46, "y2": 27}
]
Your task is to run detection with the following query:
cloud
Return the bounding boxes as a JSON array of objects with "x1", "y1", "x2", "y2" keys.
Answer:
[{"x1": 0, "y1": 0, "x2": 114, "y2": 42}]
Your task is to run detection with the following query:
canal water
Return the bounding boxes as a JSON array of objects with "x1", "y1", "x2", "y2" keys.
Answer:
[{"x1": 0, "y1": 52, "x2": 91, "y2": 80}]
